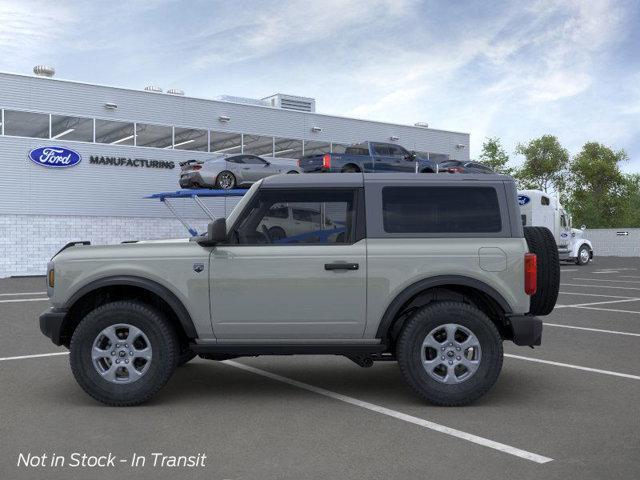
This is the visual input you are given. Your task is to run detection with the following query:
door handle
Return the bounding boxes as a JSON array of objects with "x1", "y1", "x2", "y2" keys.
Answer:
[{"x1": 324, "y1": 262, "x2": 359, "y2": 271}]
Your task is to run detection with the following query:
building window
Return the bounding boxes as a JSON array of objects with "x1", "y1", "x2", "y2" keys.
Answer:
[
  {"x1": 173, "y1": 127, "x2": 208, "y2": 151},
  {"x1": 210, "y1": 131, "x2": 242, "y2": 154},
  {"x1": 331, "y1": 143, "x2": 349, "y2": 154},
  {"x1": 243, "y1": 134, "x2": 274, "y2": 156},
  {"x1": 50, "y1": 114, "x2": 94, "y2": 142},
  {"x1": 95, "y1": 119, "x2": 135, "y2": 145},
  {"x1": 135, "y1": 123, "x2": 173, "y2": 148},
  {"x1": 303, "y1": 140, "x2": 331, "y2": 156},
  {"x1": 382, "y1": 186, "x2": 502, "y2": 234},
  {"x1": 273, "y1": 137, "x2": 303, "y2": 158},
  {"x1": 3, "y1": 110, "x2": 50, "y2": 139}
]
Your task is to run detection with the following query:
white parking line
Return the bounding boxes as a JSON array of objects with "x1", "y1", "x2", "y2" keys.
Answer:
[
  {"x1": 562, "y1": 283, "x2": 640, "y2": 291},
  {"x1": 561, "y1": 269, "x2": 579, "y2": 272},
  {"x1": 544, "y1": 323, "x2": 640, "y2": 337},
  {"x1": 570, "y1": 306, "x2": 640, "y2": 315},
  {"x1": 559, "y1": 291, "x2": 638, "y2": 299},
  {"x1": 555, "y1": 298, "x2": 640, "y2": 309},
  {"x1": 223, "y1": 360, "x2": 553, "y2": 464},
  {"x1": 0, "y1": 352, "x2": 68, "y2": 362},
  {"x1": 0, "y1": 298, "x2": 49, "y2": 304},
  {"x1": 571, "y1": 278, "x2": 640, "y2": 285},
  {"x1": 593, "y1": 271, "x2": 619, "y2": 274},
  {"x1": 505, "y1": 354, "x2": 640, "y2": 380},
  {"x1": 0, "y1": 292, "x2": 47, "y2": 296}
]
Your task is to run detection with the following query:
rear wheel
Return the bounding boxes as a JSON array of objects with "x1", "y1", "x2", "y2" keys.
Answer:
[
  {"x1": 576, "y1": 245, "x2": 591, "y2": 265},
  {"x1": 69, "y1": 301, "x2": 178, "y2": 406},
  {"x1": 524, "y1": 226, "x2": 560, "y2": 315},
  {"x1": 341, "y1": 164, "x2": 359, "y2": 173},
  {"x1": 397, "y1": 302, "x2": 503, "y2": 406},
  {"x1": 267, "y1": 226, "x2": 287, "y2": 241},
  {"x1": 215, "y1": 171, "x2": 236, "y2": 189}
]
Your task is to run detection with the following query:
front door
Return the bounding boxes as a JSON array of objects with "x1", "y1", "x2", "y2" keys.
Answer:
[{"x1": 209, "y1": 187, "x2": 367, "y2": 339}]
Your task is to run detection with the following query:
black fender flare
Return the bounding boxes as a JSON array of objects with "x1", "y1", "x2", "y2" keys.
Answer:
[
  {"x1": 375, "y1": 275, "x2": 512, "y2": 339},
  {"x1": 64, "y1": 275, "x2": 197, "y2": 338}
]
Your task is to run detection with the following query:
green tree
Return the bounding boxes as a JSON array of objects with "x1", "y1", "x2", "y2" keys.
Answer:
[
  {"x1": 514, "y1": 135, "x2": 569, "y2": 193},
  {"x1": 618, "y1": 174, "x2": 640, "y2": 228},
  {"x1": 478, "y1": 137, "x2": 514, "y2": 175},
  {"x1": 566, "y1": 142, "x2": 628, "y2": 228}
]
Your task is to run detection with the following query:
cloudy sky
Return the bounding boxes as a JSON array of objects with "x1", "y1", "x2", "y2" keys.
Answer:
[{"x1": 1, "y1": 0, "x2": 639, "y2": 171}]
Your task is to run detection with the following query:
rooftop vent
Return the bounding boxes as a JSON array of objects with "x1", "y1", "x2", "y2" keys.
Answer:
[
  {"x1": 414, "y1": 122, "x2": 429, "y2": 128},
  {"x1": 167, "y1": 88, "x2": 185, "y2": 96},
  {"x1": 144, "y1": 85, "x2": 163, "y2": 93},
  {"x1": 33, "y1": 65, "x2": 55, "y2": 78},
  {"x1": 262, "y1": 93, "x2": 316, "y2": 113}
]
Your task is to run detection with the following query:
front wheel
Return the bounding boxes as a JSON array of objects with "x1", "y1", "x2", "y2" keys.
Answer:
[
  {"x1": 69, "y1": 301, "x2": 179, "y2": 406},
  {"x1": 396, "y1": 302, "x2": 503, "y2": 406},
  {"x1": 215, "y1": 171, "x2": 236, "y2": 190},
  {"x1": 576, "y1": 245, "x2": 591, "y2": 265}
]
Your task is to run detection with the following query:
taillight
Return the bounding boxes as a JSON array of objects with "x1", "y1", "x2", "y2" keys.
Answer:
[
  {"x1": 446, "y1": 167, "x2": 464, "y2": 173},
  {"x1": 192, "y1": 164, "x2": 202, "y2": 170},
  {"x1": 297, "y1": 159, "x2": 301, "y2": 167},
  {"x1": 322, "y1": 153, "x2": 331, "y2": 169},
  {"x1": 524, "y1": 253, "x2": 537, "y2": 295}
]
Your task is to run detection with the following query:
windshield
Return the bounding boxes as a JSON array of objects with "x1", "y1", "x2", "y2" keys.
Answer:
[{"x1": 225, "y1": 180, "x2": 262, "y2": 230}]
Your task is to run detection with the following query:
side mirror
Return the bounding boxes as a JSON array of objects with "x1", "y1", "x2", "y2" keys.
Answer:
[
  {"x1": 264, "y1": 160, "x2": 271, "y2": 166},
  {"x1": 201, "y1": 218, "x2": 227, "y2": 245},
  {"x1": 581, "y1": 224, "x2": 586, "y2": 230}
]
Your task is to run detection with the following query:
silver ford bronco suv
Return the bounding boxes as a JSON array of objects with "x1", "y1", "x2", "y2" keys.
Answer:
[{"x1": 39, "y1": 173, "x2": 560, "y2": 406}]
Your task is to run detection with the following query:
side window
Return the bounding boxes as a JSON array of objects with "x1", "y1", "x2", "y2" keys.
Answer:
[
  {"x1": 541, "y1": 196, "x2": 550, "y2": 205},
  {"x1": 388, "y1": 145, "x2": 407, "y2": 157},
  {"x1": 373, "y1": 144, "x2": 390, "y2": 156},
  {"x1": 233, "y1": 189, "x2": 356, "y2": 245},
  {"x1": 382, "y1": 186, "x2": 502, "y2": 234},
  {"x1": 227, "y1": 156, "x2": 244, "y2": 164},
  {"x1": 266, "y1": 206, "x2": 288, "y2": 219},
  {"x1": 243, "y1": 155, "x2": 267, "y2": 165}
]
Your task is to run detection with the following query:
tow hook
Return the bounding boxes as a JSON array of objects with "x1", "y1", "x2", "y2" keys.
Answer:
[{"x1": 347, "y1": 356, "x2": 374, "y2": 368}]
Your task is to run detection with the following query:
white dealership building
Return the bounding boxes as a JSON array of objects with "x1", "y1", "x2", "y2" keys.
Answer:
[{"x1": 0, "y1": 68, "x2": 470, "y2": 277}]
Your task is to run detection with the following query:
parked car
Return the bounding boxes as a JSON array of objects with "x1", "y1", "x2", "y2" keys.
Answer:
[
  {"x1": 438, "y1": 159, "x2": 494, "y2": 174},
  {"x1": 260, "y1": 205, "x2": 344, "y2": 243},
  {"x1": 40, "y1": 173, "x2": 559, "y2": 407},
  {"x1": 298, "y1": 141, "x2": 438, "y2": 174},
  {"x1": 179, "y1": 154, "x2": 301, "y2": 189}
]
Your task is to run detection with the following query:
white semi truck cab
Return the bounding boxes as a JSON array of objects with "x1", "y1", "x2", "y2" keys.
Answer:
[{"x1": 518, "y1": 190, "x2": 594, "y2": 265}]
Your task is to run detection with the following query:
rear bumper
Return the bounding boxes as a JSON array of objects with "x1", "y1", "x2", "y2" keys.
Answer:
[
  {"x1": 508, "y1": 315, "x2": 542, "y2": 346},
  {"x1": 39, "y1": 308, "x2": 68, "y2": 346}
]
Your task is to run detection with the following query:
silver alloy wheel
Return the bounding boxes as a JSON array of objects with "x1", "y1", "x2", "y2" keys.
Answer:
[
  {"x1": 421, "y1": 323, "x2": 481, "y2": 384},
  {"x1": 91, "y1": 324, "x2": 152, "y2": 384},
  {"x1": 217, "y1": 172, "x2": 235, "y2": 189},
  {"x1": 579, "y1": 247, "x2": 590, "y2": 263}
]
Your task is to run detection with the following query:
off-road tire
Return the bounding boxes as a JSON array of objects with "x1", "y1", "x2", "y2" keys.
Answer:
[
  {"x1": 524, "y1": 226, "x2": 560, "y2": 315},
  {"x1": 70, "y1": 301, "x2": 178, "y2": 406},
  {"x1": 396, "y1": 302, "x2": 503, "y2": 406}
]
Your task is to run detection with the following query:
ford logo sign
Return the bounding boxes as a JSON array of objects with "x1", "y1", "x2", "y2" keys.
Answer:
[
  {"x1": 28, "y1": 146, "x2": 82, "y2": 168},
  {"x1": 517, "y1": 195, "x2": 530, "y2": 206}
]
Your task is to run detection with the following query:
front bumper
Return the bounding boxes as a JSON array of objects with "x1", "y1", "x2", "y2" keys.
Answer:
[
  {"x1": 39, "y1": 308, "x2": 68, "y2": 346},
  {"x1": 508, "y1": 315, "x2": 542, "y2": 346}
]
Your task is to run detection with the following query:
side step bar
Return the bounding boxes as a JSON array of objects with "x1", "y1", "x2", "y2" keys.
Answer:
[{"x1": 190, "y1": 343, "x2": 387, "y2": 356}]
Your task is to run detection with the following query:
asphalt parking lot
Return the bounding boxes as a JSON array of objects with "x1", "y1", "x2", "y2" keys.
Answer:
[{"x1": 1, "y1": 257, "x2": 639, "y2": 480}]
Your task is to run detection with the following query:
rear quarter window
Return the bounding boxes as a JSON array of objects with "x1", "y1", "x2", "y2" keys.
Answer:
[{"x1": 382, "y1": 186, "x2": 502, "y2": 233}]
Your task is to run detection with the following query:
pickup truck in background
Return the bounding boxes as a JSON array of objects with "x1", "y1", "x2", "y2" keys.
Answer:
[{"x1": 298, "y1": 141, "x2": 439, "y2": 174}]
